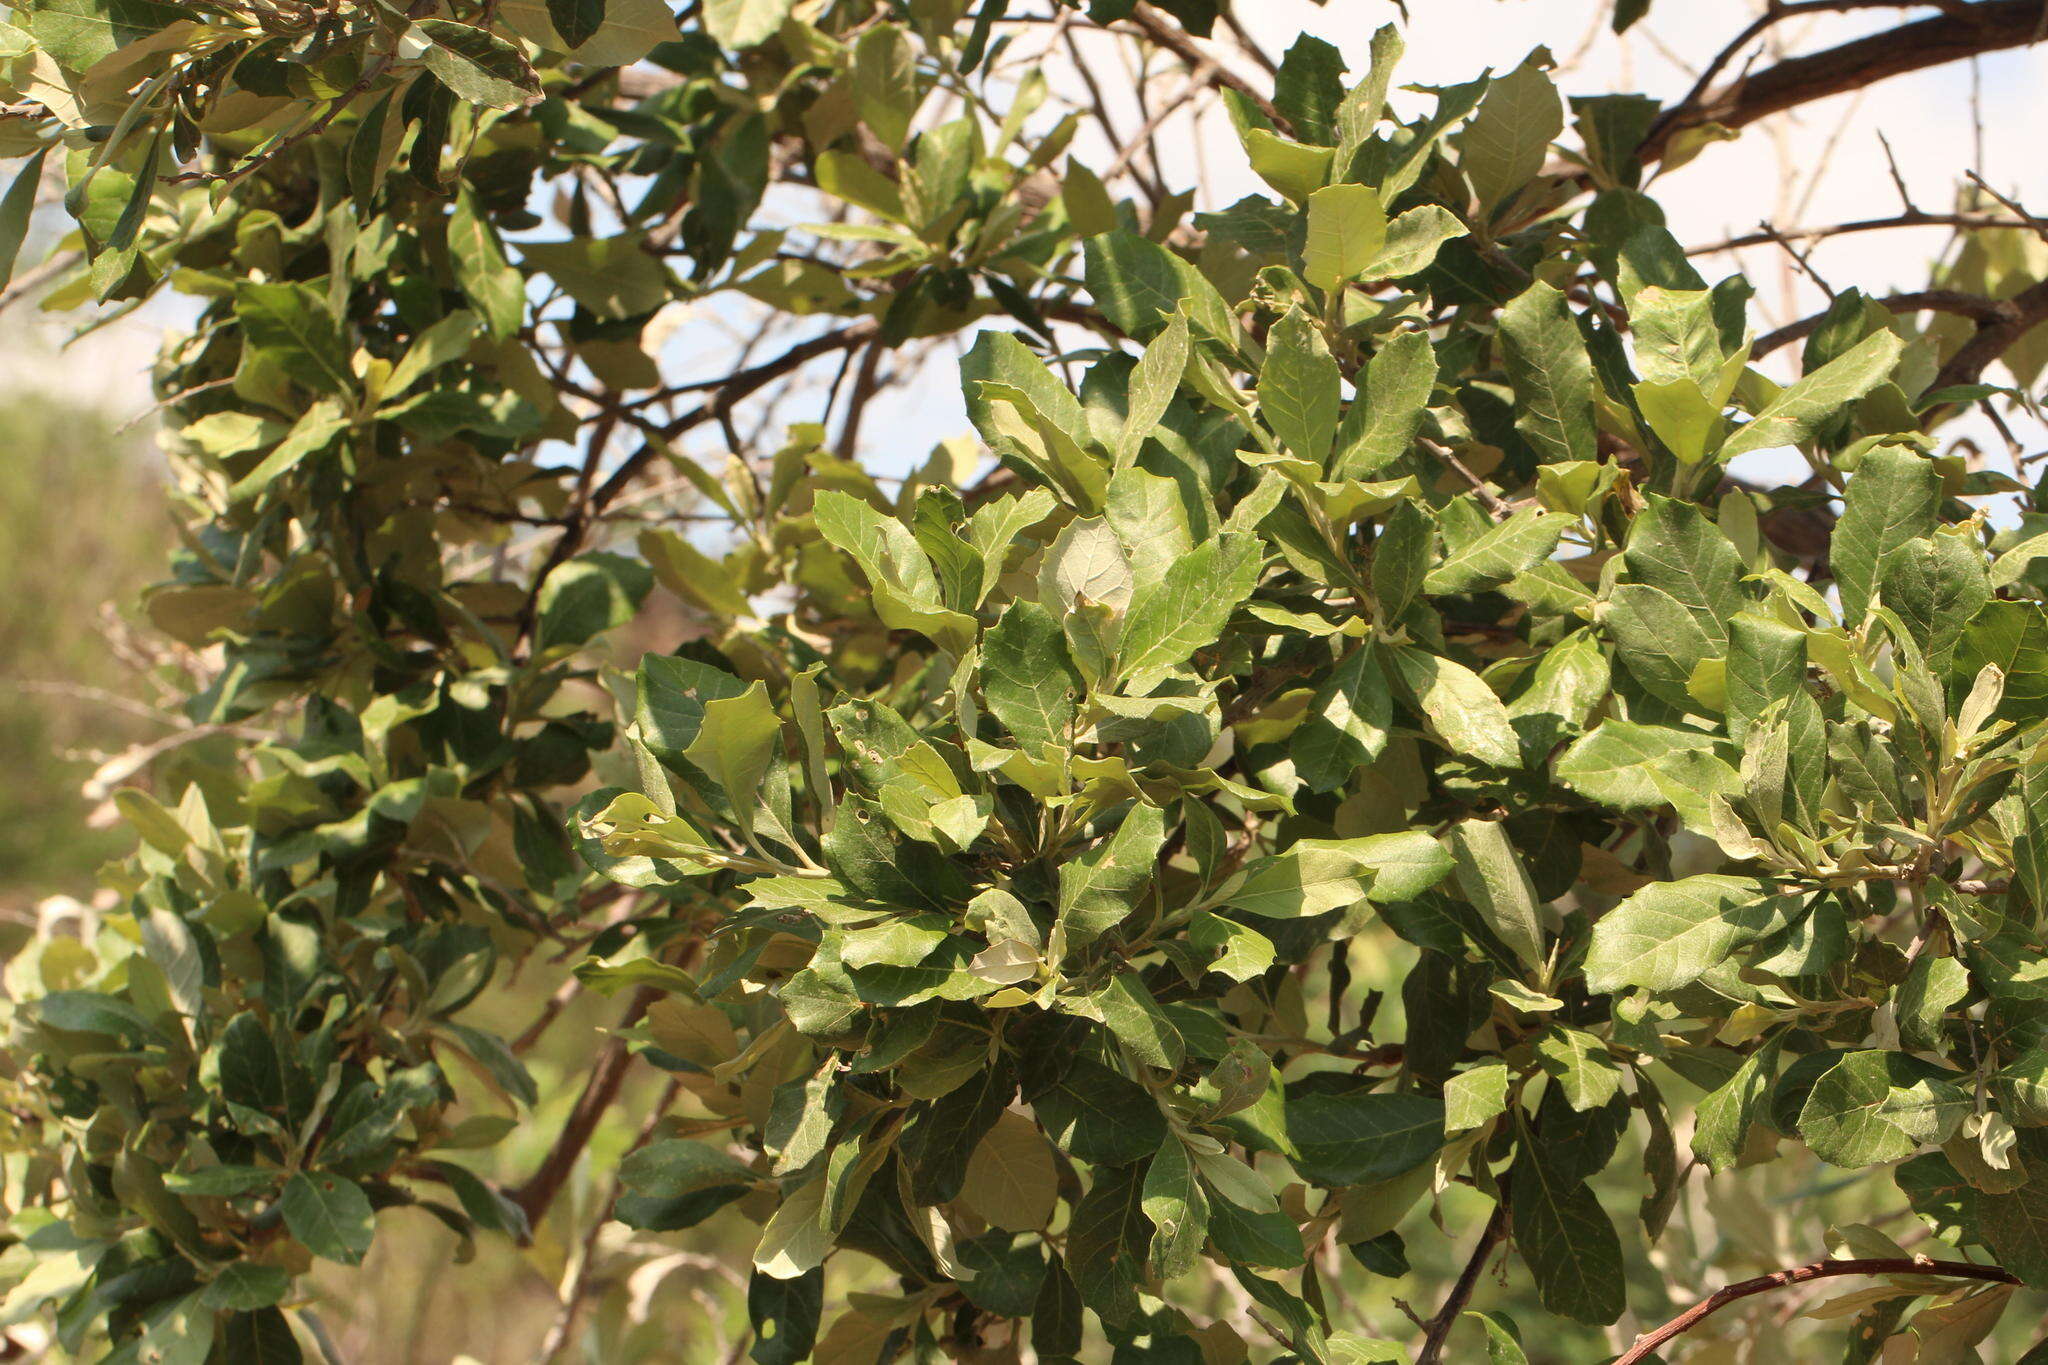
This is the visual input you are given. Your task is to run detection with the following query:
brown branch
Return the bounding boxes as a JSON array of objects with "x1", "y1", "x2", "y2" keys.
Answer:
[
  {"x1": 1613, "y1": 1257, "x2": 2019, "y2": 1365},
  {"x1": 1119, "y1": 4, "x2": 1285, "y2": 130},
  {"x1": 1929, "y1": 275, "x2": 2048, "y2": 393},
  {"x1": 1415, "y1": 1184, "x2": 1510, "y2": 1365},
  {"x1": 1418, "y1": 437, "x2": 1512, "y2": 520},
  {"x1": 511, "y1": 987, "x2": 656, "y2": 1231},
  {"x1": 1640, "y1": 1, "x2": 2048, "y2": 166},
  {"x1": 1753, "y1": 288, "x2": 2022, "y2": 358},
  {"x1": 1689, "y1": 210, "x2": 2041, "y2": 255},
  {"x1": 584, "y1": 317, "x2": 882, "y2": 515}
]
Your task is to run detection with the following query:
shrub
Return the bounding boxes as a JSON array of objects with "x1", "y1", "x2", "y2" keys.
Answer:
[{"x1": 4, "y1": 1, "x2": 2048, "y2": 1360}]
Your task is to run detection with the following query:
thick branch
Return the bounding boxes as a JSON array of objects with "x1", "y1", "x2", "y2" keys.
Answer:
[
  {"x1": 1640, "y1": 1, "x2": 2048, "y2": 166},
  {"x1": 1613, "y1": 1257, "x2": 2020, "y2": 1365},
  {"x1": 1754, "y1": 288, "x2": 2023, "y2": 358},
  {"x1": 1929, "y1": 275, "x2": 2048, "y2": 392}
]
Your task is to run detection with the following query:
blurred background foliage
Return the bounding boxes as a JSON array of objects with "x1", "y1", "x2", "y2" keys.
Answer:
[{"x1": 0, "y1": 394, "x2": 165, "y2": 894}]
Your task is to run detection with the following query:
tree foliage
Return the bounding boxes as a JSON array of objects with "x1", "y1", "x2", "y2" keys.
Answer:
[{"x1": 8, "y1": 0, "x2": 2048, "y2": 1360}]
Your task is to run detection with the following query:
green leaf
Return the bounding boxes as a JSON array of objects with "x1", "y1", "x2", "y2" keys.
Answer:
[
  {"x1": 414, "y1": 19, "x2": 541, "y2": 109},
  {"x1": 1895, "y1": 954, "x2": 1968, "y2": 1052},
  {"x1": 520, "y1": 235, "x2": 673, "y2": 321},
  {"x1": 1285, "y1": 1090, "x2": 1444, "y2": 1185},
  {"x1": 1056, "y1": 802, "x2": 1167, "y2": 950},
  {"x1": 1141, "y1": 1136, "x2": 1209, "y2": 1280},
  {"x1": 1533, "y1": 1027, "x2": 1623, "y2": 1112},
  {"x1": 1497, "y1": 280, "x2": 1595, "y2": 464},
  {"x1": 1693, "y1": 1038, "x2": 1782, "y2": 1174},
  {"x1": 1260, "y1": 306, "x2": 1340, "y2": 467},
  {"x1": 983, "y1": 601, "x2": 1081, "y2": 754},
  {"x1": 1425, "y1": 507, "x2": 1572, "y2": 596},
  {"x1": 1223, "y1": 832, "x2": 1451, "y2": 919},
  {"x1": 1083, "y1": 230, "x2": 1235, "y2": 343},
  {"x1": 1445, "y1": 819, "x2": 1545, "y2": 974},
  {"x1": 198, "y1": 1263, "x2": 291, "y2": 1312},
  {"x1": 1799, "y1": 1051, "x2": 1959, "y2": 1168},
  {"x1": 1444, "y1": 1060, "x2": 1511, "y2": 1133},
  {"x1": 637, "y1": 653, "x2": 748, "y2": 764},
  {"x1": 682, "y1": 681, "x2": 781, "y2": 833},
  {"x1": 1604, "y1": 583, "x2": 1718, "y2": 711},
  {"x1": 1386, "y1": 645, "x2": 1521, "y2": 768},
  {"x1": 1466, "y1": 1311, "x2": 1529, "y2": 1365},
  {"x1": 535, "y1": 552, "x2": 652, "y2": 651},
  {"x1": 0, "y1": 147, "x2": 49, "y2": 293},
  {"x1": 447, "y1": 187, "x2": 525, "y2": 339},
  {"x1": 1334, "y1": 328, "x2": 1436, "y2": 479},
  {"x1": 1119, "y1": 533, "x2": 1261, "y2": 691},
  {"x1": 902, "y1": 1055, "x2": 1016, "y2": 1204},
  {"x1": 620, "y1": 1140, "x2": 758, "y2": 1198},
  {"x1": 1457, "y1": 57, "x2": 1562, "y2": 218},
  {"x1": 1982, "y1": 1134, "x2": 2048, "y2": 1286},
  {"x1": 1290, "y1": 645, "x2": 1392, "y2": 792},
  {"x1": 1555, "y1": 720, "x2": 1721, "y2": 809},
  {"x1": 1033, "y1": 1059, "x2": 1166, "y2": 1166},
  {"x1": 279, "y1": 1172, "x2": 375, "y2": 1266},
  {"x1": 546, "y1": 0, "x2": 604, "y2": 48},
  {"x1": 1510, "y1": 1155, "x2": 1625, "y2": 1325},
  {"x1": 1832, "y1": 444, "x2": 1942, "y2": 625},
  {"x1": 1621, "y1": 493, "x2": 1747, "y2": 648},
  {"x1": 1363, "y1": 204, "x2": 1469, "y2": 280},
  {"x1": 703, "y1": 0, "x2": 793, "y2": 47},
  {"x1": 1719, "y1": 330, "x2": 1904, "y2": 460},
  {"x1": 1302, "y1": 183, "x2": 1388, "y2": 293},
  {"x1": 1884, "y1": 531, "x2": 1988, "y2": 669},
  {"x1": 236, "y1": 283, "x2": 354, "y2": 397},
  {"x1": 1117, "y1": 311, "x2": 1190, "y2": 470},
  {"x1": 753, "y1": 1177, "x2": 828, "y2": 1279},
  {"x1": 1586, "y1": 875, "x2": 1800, "y2": 995},
  {"x1": 748, "y1": 1268, "x2": 821, "y2": 1365}
]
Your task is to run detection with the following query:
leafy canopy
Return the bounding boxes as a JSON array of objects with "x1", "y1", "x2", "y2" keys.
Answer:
[{"x1": 6, "y1": 0, "x2": 2048, "y2": 1360}]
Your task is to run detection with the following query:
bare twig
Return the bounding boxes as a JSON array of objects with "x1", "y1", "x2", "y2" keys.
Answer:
[
  {"x1": 1117, "y1": 4, "x2": 1283, "y2": 129},
  {"x1": 1415, "y1": 1188, "x2": 1510, "y2": 1365},
  {"x1": 1613, "y1": 1257, "x2": 2019, "y2": 1365},
  {"x1": 1418, "y1": 437, "x2": 1511, "y2": 519},
  {"x1": 1689, "y1": 210, "x2": 2040, "y2": 255}
]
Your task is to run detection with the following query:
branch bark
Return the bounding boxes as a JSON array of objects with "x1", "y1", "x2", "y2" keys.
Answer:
[
  {"x1": 1929, "y1": 275, "x2": 2048, "y2": 393},
  {"x1": 1613, "y1": 1257, "x2": 2020, "y2": 1365},
  {"x1": 1753, "y1": 288, "x2": 2025, "y2": 358},
  {"x1": 1640, "y1": 0, "x2": 2048, "y2": 166},
  {"x1": 1414, "y1": 1184, "x2": 1509, "y2": 1365},
  {"x1": 511, "y1": 987, "x2": 656, "y2": 1231},
  {"x1": 1120, "y1": 3, "x2": 1285, "y2": 129}
]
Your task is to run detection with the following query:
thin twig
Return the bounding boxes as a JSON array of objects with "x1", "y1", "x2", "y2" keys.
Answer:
[
  {"x1": 1613, "y1": 1257, "x2": 2018, "y2": 1365},
  {"x1": 1415, "y1": 1187, "x2": 1510, "y2": 1365},
  {"x1": 1418, "y1": 438, "x2": 1511, "y2": 519},
  {"x1": 511, "y1": 988, "x2": 657, "y2": 1230},
  {"x1": 1689, "y1": 210, "x2": 2042, "y2": 255}
]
